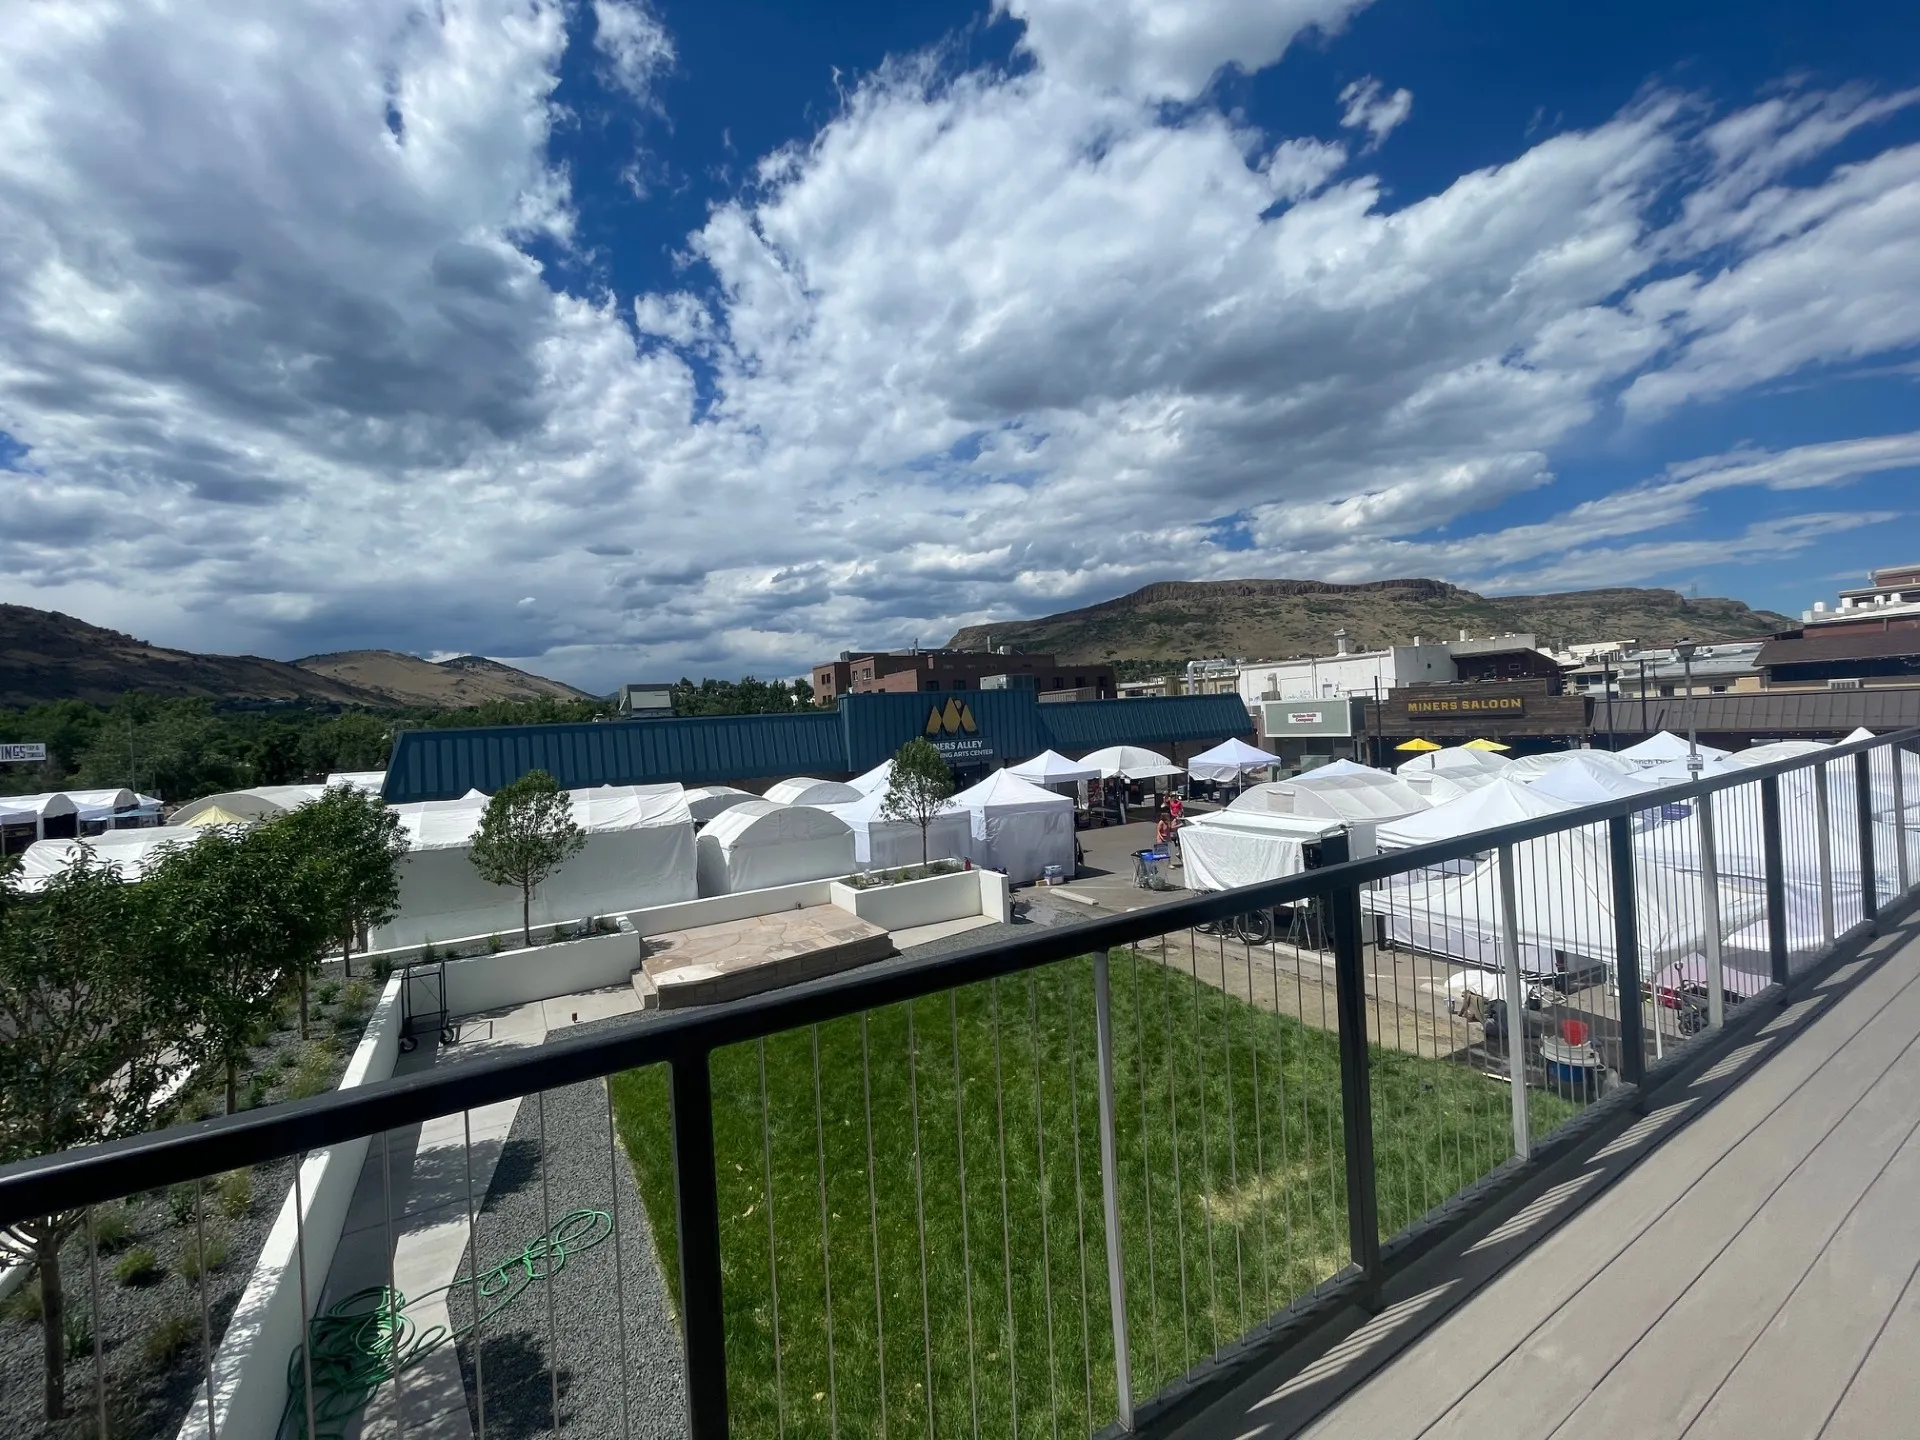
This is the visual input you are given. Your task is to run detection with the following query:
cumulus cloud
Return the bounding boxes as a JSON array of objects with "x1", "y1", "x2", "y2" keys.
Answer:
[
  {"x1": 0, "y1": 0, "x2": 1917, "y2": 688},
  {"x1": 592, "y1": 0, "x2": 674, "y2": 106},
  {"x1": 1338, "y1": 76, "x2": 1412, "y2": 148}
]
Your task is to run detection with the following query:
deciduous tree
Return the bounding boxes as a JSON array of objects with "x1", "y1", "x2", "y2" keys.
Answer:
[
  {"x1": 879, "y1": 738, "x2": 956, "y2": 865},
  {"x1": 467, "y1": 770, "x2": 585, "y2": 945}
]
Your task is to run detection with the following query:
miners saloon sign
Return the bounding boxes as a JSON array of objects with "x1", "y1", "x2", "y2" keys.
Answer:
[
  {"x1": 1405, "y1": 695, "x2": 1526, "y2": 716},
  {"x1": 923, "y1": 698, "x2": 994, "y2": 762}
]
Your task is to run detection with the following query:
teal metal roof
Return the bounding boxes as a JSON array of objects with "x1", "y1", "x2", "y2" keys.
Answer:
[{"x1": 380, "y1": 691, "x2": 1254, "y2": 803}]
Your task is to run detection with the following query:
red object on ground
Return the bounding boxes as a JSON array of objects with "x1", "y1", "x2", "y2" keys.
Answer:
[{"x1": 1561, "y1": 1019, "x2": 1590, "y2": 1046}]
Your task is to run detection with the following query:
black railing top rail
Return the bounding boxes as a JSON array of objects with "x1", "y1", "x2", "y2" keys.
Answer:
[{"x1": 0, "y1": 727, "x2": 1913, "y2": 1227}]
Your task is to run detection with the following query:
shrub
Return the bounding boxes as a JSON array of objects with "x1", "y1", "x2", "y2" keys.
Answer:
[
  {"x1": 2, "y1": 1279, "x2": 42, "y2": 1324},
  {"x1": 114, "y1": 1247, "x2": 162, "y2": 1287},
  {"x1": 288, "y1": 1060, "x2": 334, "y2": 1100},
  {"x1": 371, "y1": 955, "x2": 395, "y2": 982},
  {"x1": 216, "y1": 1170, "x2": 253, "y2": 1219},
  {"x1": 420, "y1": 939, "x2": 439, "y2": 964},
  {"x1": 179, "y1": 1232, "x2": 228, "y2": 1283},
  {"x1": 486, "y1": 932, "x2": 506, "y2": 953},
  {"x1": 92, "y1": 1205, "x2": 135, "y2": 1254},
  {"x1": 166, "y1": 1183, "x2": 199, "y2": 1227},
  {"x1": 243, "y1": 1074, "x2": 272, "y2": 1110},
  {"x1": 342, "y1": 980, "x2": 371, "y2": 1012},
  {"x1": 64, "y1": 1305, "x2": 94, "y2": 1360},
  {"x1": 141, "y1": 1312, "x2": 199, "y2": 1369},
  {"x1": 315, "y1": 979, "x2": 340, "y2": 1007}
]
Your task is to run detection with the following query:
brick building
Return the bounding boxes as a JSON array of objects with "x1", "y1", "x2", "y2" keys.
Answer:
[{"x1": 810, "y1": 648, "x2": 1115, "y2": 703}]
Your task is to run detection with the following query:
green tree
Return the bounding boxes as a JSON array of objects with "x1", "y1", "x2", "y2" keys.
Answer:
[
  {"x1": 0, "y1": 851, "x2": 191, "y2": 1421},
  {"x1": 304, "y1": 712, "x2": 391, "y2": 774},
  {"x1": 148, "y1": 825, "x2": 330, "y2": 1109},
  {"x1": 878, "y1": 737, "x2": 956, "y2": 864},
  {"x1": 248, "y1": 721, "x2": 307, "y2": 784},
  {"x1": 275, "y1": 785, "x2": 410, "y2": 982},
  {"x1": 467, "y1": 769, "x2": 585, "y2": 946}
]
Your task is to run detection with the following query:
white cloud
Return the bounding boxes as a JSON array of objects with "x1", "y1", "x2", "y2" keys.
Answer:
[
  {"x1": 592, "y1": 0, "x2": 674, "y2": 107},
  {"x1": 0, "y1": 1, "x2": 1917, "y2": 689},
  {"x1": 1338, "y1": 76, "x2": 1412, "y2": 149}
]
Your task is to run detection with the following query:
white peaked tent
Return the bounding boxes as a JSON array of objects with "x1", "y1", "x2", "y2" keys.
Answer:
[
  {"x1": 1734, "y1": 740, "x2": 1830, "y2": 766},
  {"x1": 1842, "y1": 727, "x2": 1876, "y2": 743},
  {"x1": 13, "y1": 827, "x2": 202, "y2": 890},
  {"x1": 684, "y1": 786, "x2": 758, "y2": 824},
  {"x1": 696, "y1": 801, "x2": 855, "y2": 896},
  {"x1": 1, "y1": 792, "x2": 81, "y2": 842},
  {"x1": 1180, "y1": 810, "x2": 1327, "y2": 891},
  {"x1": 325, "y1": 771, "x2": 388, "y2": 795},
  {"x1": 1078, "y1": 745, "x2": 1184, "y2": 781},
  {"x1": 1618, "y1": 731, "x2": 1732, "y2": 767},
  {"x1": 1526, "y1": 754, "x2": 1664, "y2": 808},
  {"x1": 1187, "y1": 738, "x2": 1277, "y2": 783},
  {"x1": 1636, "y1": 755, "x2": 1754, "y2": 787},
  {"x1": 1396, "y1": 746, "x2": 1512, "y2": 778},
  {"x1": 1229, "y1": 761, "x2": 1431, "y2": 823},
  {"x1": 171, "y1": 786, "x2": 327, "y2": 826},
  {"x1": 821, "y1": 788, "x2": 972, "y2": 868},
  {"x1": 1507, "y1": 749, "x2": 1640, "y2": 782},
  {"x1": 1008, "y1": 750, "x2": 1100, "y2": 785},
  {"x1": 765, "y1": 777, "x2": 866, "y2": 807},
  {"x1": 849, "y1": 760, "x2": 894, "y2": 795},
  {"x1": 63, "y1": 788, "x2": 137, "y2": 821},
  {"x1": 374, "y1": 784, "x2": 697, "y2": 947},
  {"x1": 1376, "y1": 776, "x2": 1577, "y2": 851},
  {"x1": 950, "y1": 769, "x2": 1076, "y2": 883},
  {"x1": 1402, "y1": 771, "x2": 1498, "y2": 806}
]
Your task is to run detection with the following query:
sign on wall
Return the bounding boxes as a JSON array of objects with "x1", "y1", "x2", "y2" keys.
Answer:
[
  {"x1": 1260, "y1": 701, "x2": 1356, "y2": 737},
  {"x1": 923, "y1": 698, "x2": 995, "y2": 762},
  {"x1": 1405, "y1": 696, "x2": 1526, "y2": 716},
  {"x1": 0, "y1": 742, "x2": 47, "y2": 764}
]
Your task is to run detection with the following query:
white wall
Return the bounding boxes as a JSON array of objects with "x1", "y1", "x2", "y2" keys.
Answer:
[
  {"x1": 830, "y1": 869, "x2": 983, "y2": 931},
  {"x1": 436, "y1": 931, "x2": 644, "y2": 1016},
  {"x1": 178, "y1": 974, "x2": 405, "y2": 1440},
  {"x1": 1236, "y1": 644, "x2": 1456, "y2": 705}
]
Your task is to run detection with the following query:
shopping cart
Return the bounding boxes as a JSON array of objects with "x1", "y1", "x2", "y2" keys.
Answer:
[{"x1": 1133, "y1": 848, "x2": 1176, "y2": 890}]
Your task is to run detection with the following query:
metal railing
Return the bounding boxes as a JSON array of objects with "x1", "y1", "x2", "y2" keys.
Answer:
[{"x1": 1, "y1": 731, "x2": 1915, "y2": 1439}]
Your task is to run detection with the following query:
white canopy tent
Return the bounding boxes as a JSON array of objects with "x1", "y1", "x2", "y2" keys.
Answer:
[
  {"x1": 764, "y1": 777, "x2": 866, "y2": 807},
  {"x1": 1526, "y1": 754, "x2": 1664, "y2": 808},
  {"x1": 1506, "y1": 749, "x2": 1640, "y2": 782},
  {"x1": 1229, "y1": 761, "x2": 1431, "y2": 824},
  {"x1": 820, "y1": 788, "x2": 972, "y2": 868},
  {"x1": 1617, "y1": 731, "x2": 1732, "y2": 768},
  {"x1": 1402, "y1": 770, "x2": 1499, "y2": 806},
  {"x1": 171, "y1": 786, "x2": 328, "y2": 826},
  {"x1": 684, "y1": 786, "x2": 759, "y2": 825},
  {"x1": 696, "y1": 801, "x2": 855, "y2": 896},
  {"x1": 848, "y1": 760, "x2": 894, "y2": 795},
  {"x1": 950, "y1": 769, "x2": 1076, "y2": 883},
  {"x1": 1841, "y1": 727, "x2": 1876, "y2": 743},
  {"x1": 1733, "y1": 740, "x2": 1831, "y2": 767},
  {"x1": 375, "y1": 784, "x2": 697, "y2": 946},
  {"x1": 1376, "y1": 776, "x2": 1577, "y2": 852},
  {"x1": 1635, "y1": 755, "x2": 1754, "y2": 787},
  {"x1": 0, "y1": 791, "x2": 81, "y2": 842},
  {"x1": 12, "y1": 826, "x2": 203, "y2": 890},
  {"x1": 1008, "y1": 750, "x2": 1101, "y2": 786},
  {"x1": 1077, "y1": 746, "x2": 1184, "y2": 781},
  {"x1": 325, "y1": 771, "x2": 388, "y2": 795},
  {"x1": 1187, "y1": 738, "x2": 1277, "y2": 783},
  {"x1": 1179, "y1": 810, "x2": 1327, "y2": 891},
  {"x1": 1396, "y1": 746, "x2": 1512, "y2": 778}
]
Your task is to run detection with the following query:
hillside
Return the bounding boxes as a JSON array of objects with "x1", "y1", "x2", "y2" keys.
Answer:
[
  {"x1": 946, "y1": 579, "x2": 1794, "y2": 664},
  {"x1": 293, "y1": 650, "x2": 592, "y2": 707},
  {"x1": 0, "y1": 604, "x2": 587, "y2": 709}
]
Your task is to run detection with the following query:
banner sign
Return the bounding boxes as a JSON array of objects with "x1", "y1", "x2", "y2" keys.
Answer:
[
  {"x1": 0, "y1": 742, "x2": 47, "y2": 764},
  {"x1": 1405, "y1": 696, "x2": 1525, "y2": 716},
  {"x1": 923, "y1": 699, "x2": 995, "y2": 763}
]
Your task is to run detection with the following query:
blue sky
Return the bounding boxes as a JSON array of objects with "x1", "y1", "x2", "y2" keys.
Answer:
[{"x1": 1, "y1": 0, "x2": 1917, "y2": 688}]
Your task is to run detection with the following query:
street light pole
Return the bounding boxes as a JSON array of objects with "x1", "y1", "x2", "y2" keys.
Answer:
[{"x1": 1675, "y1": 639, "x2": 1700, "y2": 776}]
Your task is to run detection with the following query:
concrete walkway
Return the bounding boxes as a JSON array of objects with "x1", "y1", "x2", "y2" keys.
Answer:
[{"x1": 1179, "y1": 915, "x2": 1920, "y2": 1440}]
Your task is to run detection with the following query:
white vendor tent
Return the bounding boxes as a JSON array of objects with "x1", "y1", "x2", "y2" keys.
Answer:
[
  {"x1": 1733, "y1": 740, "x2": 1830, "y2": 767},
  {"x1": 0, "y1": 792, "x2": 81, "y2": 842},
  {"x1": 696, "y1": 801, "x2": 855, "y2": 896},
  {"x1": 1078, "y1": 746, "x2": 1184, "y2": 781},
  {"x1": 1229, "y1": 761, "x2": 1431, "y2": 823},
  {"x1": 1396, "y1": 746, "x2": 1512, "y2": 778},
  {"x1": 950, "y1": 769, "x2": 1076, "y2": 884},
  {"x1": 63, "y1": 787, "x2": 136, "y2": 820},
  {"x1": 375, "y1": 784, "x2": 697, "y2": 947},
  {"x1": 171, "y1": 786, "x2": 327, "y2": 826},
  {"x1": 1617, "y1": 731, "x2": 1732, "y2": 767},
  {"x1": 325, "y1": 771, "x2": 388, "y2": 795},
  {"x1": 684, "y1": 786, "x2": 759, "y2": 825},
  {"x1": 821, "y1": 788, "x2": 972, "y2": 869},
  {"x1": 1506, "y1": 750, "x2": 1639, "y2": 782},
  {"x1": 1636, "y1": 755, "x2": 1752, "y2": 787},
  {"x1": 849, "y1": 761, "x2": 894, "y2": 795},
  {"x1": 1376, "y1": 776, "x2": 1577, "y2": 852},
  {"x1": 13, "y1": 826, "x2": 203, "y2": 890},
  {"x1": 1402, "y1": 771, "x2": 1499, "y2": 806},
  {"x1": 1179, "y1": 810, "x2": 1328, "y2": 892},
  {"x1": 765, "y1": 777, "x2": 866, "y2": 807},
  {"x1": 1187, "y1": 738, "x2": 1277, "y2": 783},
  {"x1": 1526, "y1": 754, "x2": 1664, "y2": 808},
  {"x1": 1008, "y1": 750, "x2": 1101, "y2": 785},
  {"x1": 1841, "y1": 727, "x2": 1876, "y2": 743}
]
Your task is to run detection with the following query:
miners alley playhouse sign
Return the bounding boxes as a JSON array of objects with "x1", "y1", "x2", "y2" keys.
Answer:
[{"x1": 924, "y1": 699, "x2": 994, "y2": 762}]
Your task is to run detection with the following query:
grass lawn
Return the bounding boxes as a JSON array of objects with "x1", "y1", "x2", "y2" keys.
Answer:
[{"x1": 612, "y1": 950, "x2": 1575, "y2": 1439}]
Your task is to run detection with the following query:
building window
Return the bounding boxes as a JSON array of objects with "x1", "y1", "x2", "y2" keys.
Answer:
[
  {"x1": 1052, "y1": 676, "x2": 1063, "y2": 689},
  {"x1": 1659, "y1": 684, "x2": 1675, "y2": 697},
  {"x1": 1075, "y1": 675, "x2": 1085, "y2": 688},
  {"x1": 1712, "y1": 684, "x2": 1728, "y2": 694}
]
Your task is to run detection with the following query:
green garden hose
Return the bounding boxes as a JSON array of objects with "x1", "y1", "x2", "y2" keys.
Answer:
[{"x1": 283, "y1": 1207, "x2": 612, "y2": 1439}]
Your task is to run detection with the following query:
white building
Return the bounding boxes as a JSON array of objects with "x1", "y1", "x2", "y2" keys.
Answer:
[{"x1": 1233, "y1": 632, "x2": 1457, "y2": 707}]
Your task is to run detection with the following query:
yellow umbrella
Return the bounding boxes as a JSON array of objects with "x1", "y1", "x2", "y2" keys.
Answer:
[
  {"x1": 1463, "y1": 738, "x2": 1512, "y2": 752},
  {"x1": 178, "y1": 804, "x2": 252, "y2": 828},
  {"x1": 1395, "y1": 737, "x2": 1442, "y2": 752}
]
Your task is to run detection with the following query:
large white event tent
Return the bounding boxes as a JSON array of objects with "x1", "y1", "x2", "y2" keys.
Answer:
[
  {"x1": 848, "y1": 760, "x2": 894, "y2": 795},
  {"x1": 171, "y1": 786, "x2": 328, "y2": 826},
  {"x1": 1525, "y1": 754, "x2": 1665, "y2": 808},
  {"x1": 1078, "y1": 746, "x2": 1184, "y2": 780},
  {"x1": 1187, "y1": 738, "x2": 1277, "y2": 783},
  {"x1": 1375, "y1": 775, "x2": 1577, "y2": 852},
  {"x1": 950, "y1": 769, "x2": 1076, "y2": 883},
  {"x1": 12, "y1": 826, "x2": 202, "y2": 890},
  {"x1": 764, "y1": 776, "x2": 866, "y2": 807},
  {"x1": 375, "y1": 784, "x2": 697, "y2": 947},
  {"x1": 1506, "y1": 749, "x2": 1640, "y2": 782},
  {"x1": 1229, "y1": 760, "x2": 1431, "y2": 823},
  {"x1": 684, "y1": 786, "x2": 758, "y2": 825},
  {"x1": 1180, "y1": 809, "x2": 1330, "y2": 891},
  {"x1": 1733, "y1": 740, "x2": 1831, "y2": 766},
  {"x1": 820, "y1": 788, "x2": 971, "y2": 868},
  {"x1": 695, "y1": 801, "x2": 854, "y2": 896},
  {"x1": 1008, "y1": 750, "x2": 1101, "y2": 786},
  {"x1": 325, "y1": 771, "x2": 388, "y2": 794},
  {"x1": 0, "y1": 792, "x2": 80, "y2": 842},
  {"x1": 1396, "y1": 746, "x2": 1512, "y2": 779},
  {"x1": 1618, "y1": 731, "x2": 1732, "y2": 767}
]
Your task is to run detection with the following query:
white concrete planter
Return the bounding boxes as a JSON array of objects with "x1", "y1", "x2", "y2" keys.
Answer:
[
  {"x1": 435, "y1": 930, "x2": 644, "y2": 1016},
  {"x1": 830, "y1": 867, "x2": 984, "y2": 931}
]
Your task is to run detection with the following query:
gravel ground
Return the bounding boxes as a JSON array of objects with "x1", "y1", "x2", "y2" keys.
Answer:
[
  {"x1": 0, "y1": 960, "x2": 368, "y2": 1440},
  {"x1": 443, "y1": 1017, "x2": 687, "y2": 1440}
]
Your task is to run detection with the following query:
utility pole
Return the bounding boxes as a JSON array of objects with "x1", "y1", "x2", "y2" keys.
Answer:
[
  {"x1": 1676, "y1": 639, "x2": 1700, "y2": 775},
  {"x1": 1603, "y1": 657, "x2": 1617, "y2": 751},
  {"x1": 1639, "y1": 658, "x2": 1650, "y2": 737},
  {"x1": 127, "y1": 715, "x2": 137, "y2": 795}
]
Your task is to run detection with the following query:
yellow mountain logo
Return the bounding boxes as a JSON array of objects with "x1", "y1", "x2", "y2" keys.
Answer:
[{"x1": 925, "y1": 699, "x2": 979, "y2": 736}]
